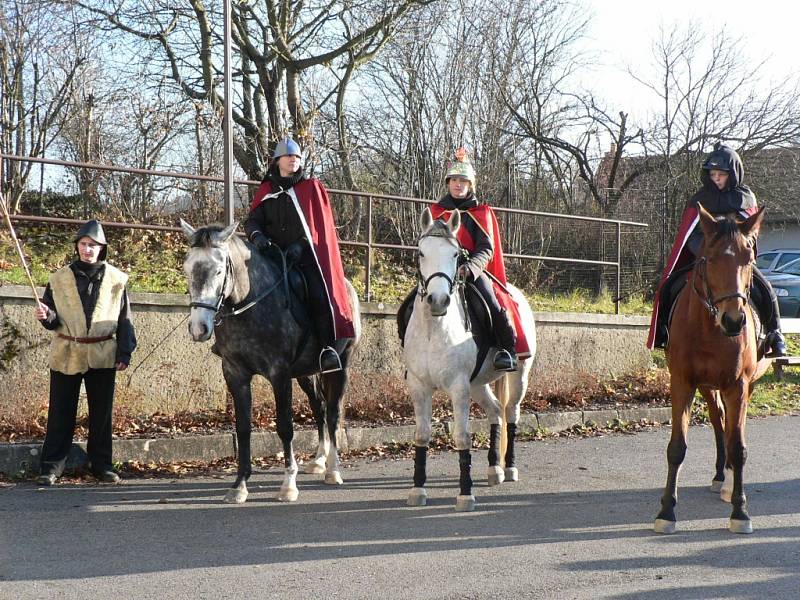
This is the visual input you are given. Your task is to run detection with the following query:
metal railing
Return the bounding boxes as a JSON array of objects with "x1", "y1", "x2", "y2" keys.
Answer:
[{"x1": 1, "y1": 153, "x2": 648, "y2": 313}]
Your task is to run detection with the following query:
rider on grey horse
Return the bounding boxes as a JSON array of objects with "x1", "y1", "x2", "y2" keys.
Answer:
[{"x1": 244, "y1": 138, "x2": 356, "y2": 373}]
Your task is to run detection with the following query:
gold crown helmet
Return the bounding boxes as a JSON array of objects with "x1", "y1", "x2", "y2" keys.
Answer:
[{"x1": 445, "y1": 147, "x2": 476, "y2": 188}]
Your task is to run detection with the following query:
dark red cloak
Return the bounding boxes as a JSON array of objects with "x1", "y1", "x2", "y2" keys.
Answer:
[
  {"x1": 251, "y1": 178, "x2": 355, "y2": 339},
  {"x1": 430, "y1": 203, "x2": 531, "y2": 358}
]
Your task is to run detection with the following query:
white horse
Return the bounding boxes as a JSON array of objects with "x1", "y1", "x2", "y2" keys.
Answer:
[{"x1": 403, "y1": 207, "x2": 536, "y2": 511}]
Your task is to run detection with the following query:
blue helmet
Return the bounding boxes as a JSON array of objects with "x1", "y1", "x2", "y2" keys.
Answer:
[{"x1": 273, "y1": 138, "x2": 302, "y2": 159}]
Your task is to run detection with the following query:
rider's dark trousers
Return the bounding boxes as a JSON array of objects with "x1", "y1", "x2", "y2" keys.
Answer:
[
  {"x1": 472, "y1": 273, "x2": 516, "y2": 353},
  {"x1": 300, "y1": 247, "x2": 336, "y2": 347},
  {"x1": 40, "y1": 368, "x2": 116, "y2": 476}
]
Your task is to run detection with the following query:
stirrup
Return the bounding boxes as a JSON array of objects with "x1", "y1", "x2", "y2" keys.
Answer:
[
  {"x1": 493, "y1": 349, "x2": 517, "y2": 372},
  {"x1": 319, "y1": 346, "x2": 342, "y2": 374}
]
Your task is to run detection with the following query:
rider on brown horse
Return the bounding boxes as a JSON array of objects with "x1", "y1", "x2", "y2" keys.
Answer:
[{"x1": 648, "y1": 143, "x2": 786, "y2": 357}]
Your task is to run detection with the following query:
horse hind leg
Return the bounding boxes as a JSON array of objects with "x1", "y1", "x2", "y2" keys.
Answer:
[
  {"x1": 654, "y1": 379, "x2": 695, "y2": 534},
  {"x1": 298, "y1": 376, "x2": 327, "y2": 475},
  {"x1": 501, "y1": 369, "x2": 527, "y2": 482},
  {"x1": 472, "y1": 383, "x2": 504, "y2": 487},
  {"x1": 699, "y1": 387, "x2": 727, "y2": 493},
  {"x1": 321, "y1": 371, "x2": 348, "y2": 485}
]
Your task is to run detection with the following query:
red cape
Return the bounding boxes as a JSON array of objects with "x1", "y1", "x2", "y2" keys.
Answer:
[
  {"x1": 646, "y1": 202, "x2": 759, "y2": 348},
  {"x1": 430, "y1": 203, "x2": 531, "y2": 358},
  {"x1": 250, "y1": 178, "x2": 355, "y2": 339}
]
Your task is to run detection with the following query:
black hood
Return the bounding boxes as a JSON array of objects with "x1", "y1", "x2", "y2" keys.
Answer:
[
  {"x1": 73, "y1": 219, "x2": 108, "y2": 261},
  {"x1": 700, "y1": 143, "x2": 744, "y2": 191}
]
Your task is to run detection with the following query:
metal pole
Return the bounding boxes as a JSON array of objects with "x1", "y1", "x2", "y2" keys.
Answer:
[
  {"x1": 616, "y1": 222, "x2": 621, "y2": 315},
  {"x1": 366, "y1": 196, "x2": 373, "y2": 302},
  {"x1": 222, "y1": 0, "x2": 235, "y2": 226}
]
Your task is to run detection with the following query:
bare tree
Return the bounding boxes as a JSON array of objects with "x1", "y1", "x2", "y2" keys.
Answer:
[{"x1": 0, "y1": 0, "x2": 87, "y2": 212}]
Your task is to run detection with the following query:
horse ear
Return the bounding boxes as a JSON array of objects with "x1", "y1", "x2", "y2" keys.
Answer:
[
  {"x1": 446, "y1": 209, "x2": 461, "y2": 234},
  {"x1": 179, "y1": 218, "x2": 196, "y2": 241},
  {"x1": 219, "y1": 222, "x2": 239, "y2": 243},
  {"x1": 697, "y1": 203, "x2": 717, "y2": 240},
  {"x1": 420, "y1": 207, "x2": 433, "y2": 232},
  {"x1": 740, "y1": 206, "x2": 765, "y2": 242}
]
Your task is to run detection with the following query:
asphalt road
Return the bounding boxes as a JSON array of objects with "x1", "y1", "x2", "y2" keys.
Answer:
[{"x1": 1, "y1": 416, "x2": 799, "y2": 600}]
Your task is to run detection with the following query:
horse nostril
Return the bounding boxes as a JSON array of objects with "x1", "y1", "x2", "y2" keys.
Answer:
[
  {"x1": 442, "y1": 296, "x2": 450, "y2": 308},
  {"x1": 427, "y1": 296, "x2": 433, "y2": 305}
]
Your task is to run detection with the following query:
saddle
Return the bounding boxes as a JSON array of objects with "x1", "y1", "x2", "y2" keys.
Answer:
[{"x1": 397, "y1": 282, "x2": 494, "y2": 381}]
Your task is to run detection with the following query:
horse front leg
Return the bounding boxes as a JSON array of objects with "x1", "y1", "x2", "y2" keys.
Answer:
[
  {"x1": 471, "y1": 383, "x2": 504, "y2": 486},
  {"x1": 722, "y1": 382, "x2": 753, "y2": 534},
  {"x1": 298, "y1": 376, "x2": 327, "y2": 475},
  {"x1": 221, "y1": 364, "x2": 253, "y2": 504},
  {"x1": 273, "y1": 374, "x2": 299, "y2": 502},
  {"x1": 321, "y1": 371, "x2": 348, "y2": 485},
  {"x1": 699, "y1": 386, "x2": 726, "y2": 492},
  {"x1": 407, "y1": 373, "x2": 433, "y2": 507},
  {"x1": 654, "y1": 378, "x2": 695, "y2": 534},
  {"x1": 449, "y1": 380, "x2": 475, "y2": 512}
]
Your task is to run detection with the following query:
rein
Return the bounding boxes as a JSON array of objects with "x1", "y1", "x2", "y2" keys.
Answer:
[{"x1": 691, "y1": 256, "x2": 752, "y2": 319}]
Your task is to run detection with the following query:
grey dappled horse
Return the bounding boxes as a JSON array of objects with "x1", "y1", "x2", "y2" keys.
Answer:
[
  {"x1": 403, "y1": 208, "x2": 536, "y2": 511},
  {"x1": 180, "y1": 221, "x2": 361, "y2": 503}
]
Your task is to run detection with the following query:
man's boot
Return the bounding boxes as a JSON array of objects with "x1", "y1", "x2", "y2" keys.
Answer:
[
  {"x1": 493, "y1": 309, "x2": 518, "y2": 372},
  {"x1": 766, "y1": 330, "x2": 787, "y2": 358}
]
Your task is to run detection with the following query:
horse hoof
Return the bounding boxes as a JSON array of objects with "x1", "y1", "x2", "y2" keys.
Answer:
[
  {"x1": 654, "y1": 518, "x2": 676, "y2": 534},
  {"x1": 455, "y1": 495, "x2": 476, "y2": 512},
  {"x1": 729, "y1": 518, "x2": 753, "y2": 534},
  {"x1": 504, "y1": 467, "x2": 519, "y2": 482},
  {"x1": 277, "y1": 486, "x2": 299, "y2": 502},
  {"x1": 710, "y1": 479, "x2": 723, "y2": 493},
  {"x1": 407, "y1": 487, "x2": 427, "y2": 507},
  {"x1": 223, "y1": 488, "x2": 248, "y2": 504},
  {"x1": 487, "y1": 466, "x2": 505, "y2": 487},
  {"x1": 720, "y1": 488, "x2": 733, "y2": 503},
  {"x1": 324, "y1": 471, "x2": 344, "y2": 485},
  {"x1": 305, "y1": 461, "x2": 326, "y2": 475}
]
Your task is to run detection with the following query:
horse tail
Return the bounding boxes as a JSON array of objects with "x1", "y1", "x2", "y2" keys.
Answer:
[{"x1": 495, "y1": 373, "x2": 510, "y2": 468}]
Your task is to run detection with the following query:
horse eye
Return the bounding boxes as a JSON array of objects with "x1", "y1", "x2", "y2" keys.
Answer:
[{"x1": 419, "y1": 252, "x2": 425, "y2": 258}]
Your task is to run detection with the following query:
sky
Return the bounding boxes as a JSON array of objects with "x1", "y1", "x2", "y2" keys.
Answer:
[{"x1": 582, "y1": 0, "x2": 799, "y2": 121}]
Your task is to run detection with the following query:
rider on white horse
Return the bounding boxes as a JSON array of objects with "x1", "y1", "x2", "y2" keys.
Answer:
[{"x1": 429, "y1": 149, "x2": 530, "y2": 371}]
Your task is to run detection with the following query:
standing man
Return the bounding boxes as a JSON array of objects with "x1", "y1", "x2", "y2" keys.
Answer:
[{"x1": 34, "y1": 219, "x2": 137, "y2": 484}]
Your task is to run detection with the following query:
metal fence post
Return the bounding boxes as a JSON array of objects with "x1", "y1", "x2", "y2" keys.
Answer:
[
  {"x1": 616, "y1": 221, "x2": 621, "y2": 315},
  {"x1": 365, "y1": 196, "x2": 373, "y2": 302}
]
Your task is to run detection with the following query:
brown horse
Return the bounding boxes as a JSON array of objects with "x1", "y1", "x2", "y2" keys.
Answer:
[{"x1": 654, "y1": 204, "x2": 771, "y2": 535}]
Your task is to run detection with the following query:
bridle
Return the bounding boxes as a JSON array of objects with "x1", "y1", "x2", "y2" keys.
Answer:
[
  {"x1": 188, "y1": 250, "x2": 283, "y2": 325},
  {"x1": 416, "y1": 230, "x2": 464, "y2": 299},
  {"x1": 691, "y1": 255, "x2": 753, "y2": 319}
]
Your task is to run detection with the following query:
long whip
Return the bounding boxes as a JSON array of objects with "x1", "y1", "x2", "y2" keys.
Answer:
[{"x1": 0, "y1": 195, "x2": 40, "y2": 302}]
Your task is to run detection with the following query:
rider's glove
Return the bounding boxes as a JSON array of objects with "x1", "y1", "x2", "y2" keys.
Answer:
[{"x1": 252, "y1": 232, "x2": 272, "y2": 252}]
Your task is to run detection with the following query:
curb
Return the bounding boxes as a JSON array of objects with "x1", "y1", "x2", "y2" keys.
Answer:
[{"x1": 0, "y1": 407, "x2": 672, "y2": 476}]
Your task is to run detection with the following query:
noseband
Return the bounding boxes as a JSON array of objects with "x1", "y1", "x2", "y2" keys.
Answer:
[{"x1": 691, "y1": 256, "x2": 752, "y2": 319}]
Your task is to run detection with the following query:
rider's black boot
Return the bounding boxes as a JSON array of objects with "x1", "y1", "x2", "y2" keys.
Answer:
[
  {"x1": 493, "y1": 309, "x2": 518, "y2": 372},
  {"x1": 765, "y1": 331, "x2": 787, "y2": 358}
]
